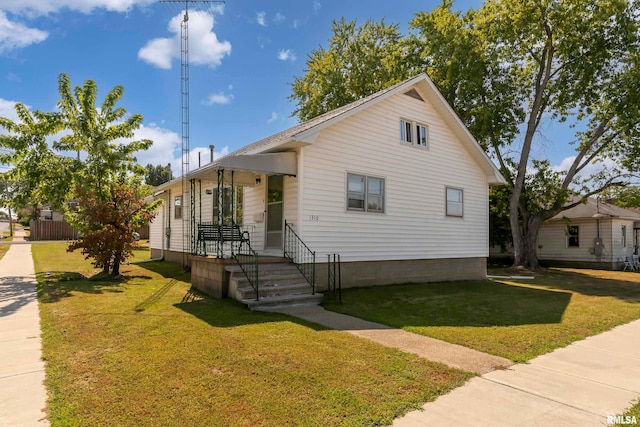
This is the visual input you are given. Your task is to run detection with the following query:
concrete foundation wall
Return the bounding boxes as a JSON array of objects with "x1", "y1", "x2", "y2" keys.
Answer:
[
  {"x1": 315, "y1": 257, "x2": 487, "y2": 291},
  {"x1": 190, "y1": 256, "x2": 236, "y2": 299},
  {"x1": 151, "y1": 249, "x2": 190, "y2": 266},
  {"x1": 539, "y1": 259, "x2": 620, "y2": 271},
  {"x1": 152, "y1": 252, "x2": 488, "y2": 298}
]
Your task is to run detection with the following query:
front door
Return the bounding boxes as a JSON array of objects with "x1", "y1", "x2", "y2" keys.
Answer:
[{"x1": 266, "y1": 175, "x2": 284, "y2": 249}]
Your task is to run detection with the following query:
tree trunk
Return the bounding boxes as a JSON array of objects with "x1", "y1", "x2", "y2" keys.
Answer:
[
  {"x1": 513, "y1": 213, "x2": 544, "y2": 269},
  {"x1": 111, "y1": 252, "x2": 121, "y2": 276}
]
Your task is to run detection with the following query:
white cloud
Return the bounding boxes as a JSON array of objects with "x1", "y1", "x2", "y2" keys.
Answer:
[
  {"x1": 204, "y1": 91, "x2": 233, "y2": 105},
  {"x1": 171, "y1": 145, "x2": 230, "y2": 177},
  {"x1": 313, "y1": 1, "x2": 322, "y2": 13},
  {"x1": 267, "y1": 112, "x2": 278, "y2": 124},
  {"x1": 6, "y1": 72, "x2": 21, "y2": 83},
  {"x1": 277, "y1": 49, "x2": 296, "y2": 62},
  {"x1": 551, "y1": 155, "x2": 624, "y2": 189},
  {"x1": 273, "y1": 12, "x2": 285, "y2": 24},
  {"x1": 138, "y1": 10, "x2": 231, "y2": 70},
  {"x1": 256, "y1": 11, "x2": 267, "y2": 26},
  {"x1": 0, "y1": 98, "x2": 20, "y2": 126},
  {"x1": 127, "y1": 123, "x2": 182, "y2": 169},
  {"x1": 0, "y1": 11, "x2": 48, "y2": 53},
  {"x1": 0, "y1": 0, "x2": 156, "y2": 16},
  {"x1": 292, "y1": 19, "x2": 302, "y2": 29}
]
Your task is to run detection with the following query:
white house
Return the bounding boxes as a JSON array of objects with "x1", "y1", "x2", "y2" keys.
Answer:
[
  {"x1": 149, "y1": 74, "x2": 505, "y2": 308},
  {"x1": 536, "y1": 198, "x2": 640, "y2": 270}
]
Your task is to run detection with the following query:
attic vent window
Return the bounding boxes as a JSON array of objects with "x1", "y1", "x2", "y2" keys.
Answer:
[{"x1": 404, "y1": 89, "x2": 424, "y2": 101}]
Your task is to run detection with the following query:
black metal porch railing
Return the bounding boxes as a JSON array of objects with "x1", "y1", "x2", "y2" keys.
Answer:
[
  {"x1": 284, "y1": 220, "x2": 315, "y2": 294},
  {"x1": 328, "y1": 254, "x2": 342, "y2": 304},
  {"x1": 230, "y1": 222, "x2": 260, "y2": 300}
]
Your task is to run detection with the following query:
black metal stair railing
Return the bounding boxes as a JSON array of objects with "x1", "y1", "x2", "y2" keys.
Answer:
[
  {"x1": 328, "y1": 253, "x2": 342, "y2": 304},
  {"x1": 284, "y1": 220, "x2": 315, "y2": 294},
  {"x1": 231, "y1": 222, "x2": 259, "y2": 300}
]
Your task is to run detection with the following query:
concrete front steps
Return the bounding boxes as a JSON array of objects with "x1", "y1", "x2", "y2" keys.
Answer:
[{"x1": 226, "y1": 260, "x2": 323, "y2": 311}]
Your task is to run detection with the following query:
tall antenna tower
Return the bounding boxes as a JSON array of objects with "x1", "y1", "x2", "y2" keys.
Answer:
[{"x1": 159, "y1": 0, "x2": 224, "y2": 268}]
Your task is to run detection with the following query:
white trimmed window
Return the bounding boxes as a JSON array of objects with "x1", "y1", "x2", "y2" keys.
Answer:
[
  {"x1": 446, "y1": 187, "x2": 463, "y2": 217},
  {"x1": 347, "y1": 173, "x2": 385, "y2": 213},
  {"x1": 400, "y1": 119, "x2": 428, "y2": 148},
  {"x1": 567, "y1": 225, "x2": 579, "y2": 247},
  {"x1": 174, "y1": 195, "x2": 183, "y2": 219},
  {"x1": 622, "y1": 225, "x2": 627, "y2": 247}
]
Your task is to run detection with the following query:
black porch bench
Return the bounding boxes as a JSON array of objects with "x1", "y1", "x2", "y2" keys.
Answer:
[{"x1": 197, "y1": 223, "x2": 250, "y2": 244}]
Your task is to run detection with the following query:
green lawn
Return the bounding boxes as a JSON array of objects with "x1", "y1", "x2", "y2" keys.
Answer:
[
  {"x1": 34, "y1": 244, "x2": 471, "y2": 427},
  {"x1": 0, "y1": 245, "x2": 9, "y2": 261},
  {"x1": 324, "y1": 267, "x2": 640, "y2": 362},
  {"x1": 619, "y1": 400, "x2": 640, "y2": 426}
]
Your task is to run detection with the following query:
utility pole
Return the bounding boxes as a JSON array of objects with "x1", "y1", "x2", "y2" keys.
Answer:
[{"x1": 159, "y1": 0, "x2": 224, "y2": 269}]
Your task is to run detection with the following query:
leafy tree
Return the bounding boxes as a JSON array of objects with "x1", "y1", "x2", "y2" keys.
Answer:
[
  {"x1": 0, "y1": 73, "x2": 159, "y2": 275},
  {"x1": 291, "y1": 0, "x2": 640, "y2": 268},
  {"x1": 69, "y1": 184, "x2": 157, "y2": 276},
  {"x1": 603, "y1": 186, "x2": 640, "y2": 208},
  {"x1": 145, "y1": 163, "x2": 173, "y2": 186},
  {"x1": 290, "y1": 18, "x2": 410, "y2": 122}
]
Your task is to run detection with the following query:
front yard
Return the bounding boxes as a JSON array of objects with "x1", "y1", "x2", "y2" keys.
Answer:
[
  {"x1": 34, "y1": 244, "x2": 471, "y2": 426},
  {"x1": 323, "y1": 267, "x2": 640, "y2": 362}
]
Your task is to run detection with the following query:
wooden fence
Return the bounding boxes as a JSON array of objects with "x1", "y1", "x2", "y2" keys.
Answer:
[
  {"x1": 28, "y1": 220, "x2": 150, "y2": 241},
  {"x1": 29, "y1": 220, "x2": 78, "y2": 241}
]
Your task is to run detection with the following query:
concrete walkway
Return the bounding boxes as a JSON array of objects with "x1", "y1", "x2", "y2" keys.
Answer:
[
  {"x1": 0, "y1": 241, "x2": 49, "y2": 426},
  {"x1": 278, "y1": 306, "x2": 513, "y2": 374},
  {"x1": 281, "y1": 306, "x2": 640, "y2": 426},
  {"x1": 393, "y1": 319, "x2": 640, "y2": 426}
]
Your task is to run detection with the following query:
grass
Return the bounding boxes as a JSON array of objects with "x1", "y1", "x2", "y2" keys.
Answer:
[
  {"x1": 619, "y1": 400, "x2": 640, "y2": 426},
  {"x1": 323, "y1": 267, "x2": 640, "y2": 362},
  {"x1": 34, "y1": 244, "x2": 472, "y2": 427},
  {"x1": 0, "y1": 245, "x2": 9, "y2": 261}
]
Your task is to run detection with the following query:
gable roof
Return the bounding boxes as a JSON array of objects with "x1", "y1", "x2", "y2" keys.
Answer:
[
  {"x1": 549, "y1": 198, "x2": 640, "y2": 221},
  {"x1": 228, "y1": 73, "x2": 506, "y2": 185}
]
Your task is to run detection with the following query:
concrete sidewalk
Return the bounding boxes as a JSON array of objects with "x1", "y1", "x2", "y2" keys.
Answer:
[
  {"x1": 393, "y1": 319, "x2": 640, "y2": 426},
  {"x1": 278, "y1": 306, "x2": 513, "y2": 374},
  {"x1": 0, "y1": 243, "x2": 49, "y2": 426}
]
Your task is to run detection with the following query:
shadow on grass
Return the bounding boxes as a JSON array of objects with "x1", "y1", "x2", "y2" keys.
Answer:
[
  {"x1": 522, "y1": 268, "x2": 640, "y2": 303},
  {"x1": 37, "y1": 271, "x2": 131, "y2": 303},
  {"x1": 174, "y1": 291, "x2": 327, "y2": 331},
  {"x1": 324, "y1": 280, "x2": 572, "y2": 328}
]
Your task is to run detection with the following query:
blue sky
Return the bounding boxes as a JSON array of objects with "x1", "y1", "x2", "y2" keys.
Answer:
[{"x1": 0, "y1": 0, "x2": 580, "y2": 177}]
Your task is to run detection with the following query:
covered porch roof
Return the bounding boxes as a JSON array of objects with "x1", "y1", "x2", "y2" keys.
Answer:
[{"x1": 154, "y1": 152, "x2": 297, "y2": 190}]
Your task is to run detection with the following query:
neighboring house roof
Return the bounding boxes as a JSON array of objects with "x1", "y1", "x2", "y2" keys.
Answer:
[
  {"x1": 549, "y1": 197, "x2": 640, "y2": 221},
  {"x1": 154, "y1": 73, "x2": 506, "y2": 191}
]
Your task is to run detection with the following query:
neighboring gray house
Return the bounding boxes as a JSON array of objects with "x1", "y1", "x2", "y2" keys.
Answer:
[{"x1": 536, "y1": 198, "x2": 640, "y2": 270}]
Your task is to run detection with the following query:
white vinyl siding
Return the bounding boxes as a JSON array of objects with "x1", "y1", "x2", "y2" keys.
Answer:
[
  {"x1": 298, "y1": 90, "x2": 490, "y2": 262},
  {"x1": 538, "y1": 218, "x2": 637, "y2": 265}
]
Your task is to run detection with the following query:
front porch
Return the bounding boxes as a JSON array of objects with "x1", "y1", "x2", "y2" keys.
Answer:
[{"x1": 183, "y1": 152, "x2": 321, "y2": 310}]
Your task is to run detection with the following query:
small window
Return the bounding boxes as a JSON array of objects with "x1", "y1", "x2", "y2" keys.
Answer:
[
  {"x1": 174, "y1": 195, "x2": 182, "y2": 219},
  {"x1": 400, "y1": 119, "x2": 428, "y2": 148},
  {"x1": 446, "y1": 187, "x2": 463, "y2": 217},
  {"x1": 416, "y1": 124, "x2": 428, "y2": 147},
  {"x1": 347, "y1": 173, "x2": 385, "y2": 213},
  {"x1": 400, "y1": 119, "x2": 412, "y2": 144},
  {"x1": 567, "y1": 225, "x2": 579, "y2": 247},
  {"x1": 622, "y1": 225, "x2": 627, "y2": 247},
  {"x1": 367, "y1": 177, "x2": 384, "y2": 213}
]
